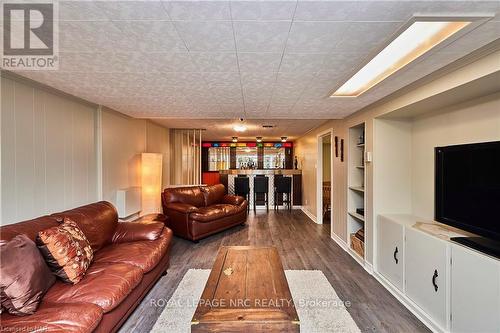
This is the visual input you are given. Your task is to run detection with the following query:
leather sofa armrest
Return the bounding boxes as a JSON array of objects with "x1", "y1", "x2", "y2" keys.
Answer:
[
  {"x1": 111, "y1": 221, "x2": 165, "y2": 243},
  {"x1": 166, "y1": 203, "x2": 199, "y2": 214},
  {"x1": 222, "y1": 195, "x2": 245, "y2": 206}
]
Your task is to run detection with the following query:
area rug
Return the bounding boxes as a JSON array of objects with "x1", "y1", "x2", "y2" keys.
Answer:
[{"x1": 150, "y1": 269, "x2": 360, "y2": 333}]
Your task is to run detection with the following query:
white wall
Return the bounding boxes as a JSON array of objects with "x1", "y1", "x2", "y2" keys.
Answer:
[
  {"x1": 146, "y1": 121, "x2": 170, "y2": 188},
  {"x1": 1, "y1": 77, "x2": 98, "y2": 224},
  {"x1": 101, "y1": 109, "x2": 171, "y2": 209},
  {"x1": 101, "y1": 108, "x2": 146, "y2": 205},
  {"x1": 411, "y1": 93, "x2": 500, "y2": 220}
]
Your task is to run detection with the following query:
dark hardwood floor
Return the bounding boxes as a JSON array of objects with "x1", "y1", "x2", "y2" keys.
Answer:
[{"x1": 119, "y1": 210, "x2": 429, "y2": 333}]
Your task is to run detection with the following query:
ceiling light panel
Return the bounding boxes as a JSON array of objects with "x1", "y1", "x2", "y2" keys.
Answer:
[{"x1": 331, "y1": 21, "x2": 471, "y2": 97}]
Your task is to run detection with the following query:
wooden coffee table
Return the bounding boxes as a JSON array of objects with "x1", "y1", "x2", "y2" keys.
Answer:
[{"x1": 191, "y1": 246, "x2": 300, "y2": 332}]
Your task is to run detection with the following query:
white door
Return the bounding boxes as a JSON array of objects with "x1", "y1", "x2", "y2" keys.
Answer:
[
  {"x1": 451, "y1": 244, "x2": 500, "y2": 333},
  {"x1": 377, "y1": 215, "x2": 404, "y2": 290},
  {"x1": 405, "y1": 228, "x2": 449, "y2": 329}
]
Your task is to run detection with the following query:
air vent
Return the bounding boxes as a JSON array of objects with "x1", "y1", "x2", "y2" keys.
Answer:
[{"x1": 262, "y1": 124, "x2": 275, "y2": 128}]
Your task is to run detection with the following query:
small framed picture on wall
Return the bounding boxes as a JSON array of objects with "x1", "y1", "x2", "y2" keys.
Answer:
[
  {"x1": 340, "y1": 139, "x2": 344, "y2": 162},
  {"x1": 335, "y1": 136, "x2": 339, "y2": 157}
]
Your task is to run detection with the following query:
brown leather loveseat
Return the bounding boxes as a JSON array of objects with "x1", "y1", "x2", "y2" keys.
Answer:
[
  {"x1": 162, "y1": 184, "x2": 247, "y2": 241},
  {"x1": 0, "y1": 201, "x2": 172, "y2": 333}
]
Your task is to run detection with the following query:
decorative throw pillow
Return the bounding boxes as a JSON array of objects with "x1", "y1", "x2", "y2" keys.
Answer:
[
  {"x1": 36, "y1": 218, "x2": 94, "y2": 284},
  {"x1": 0, "y1": 234, "x2": 56, "y2": 315}
]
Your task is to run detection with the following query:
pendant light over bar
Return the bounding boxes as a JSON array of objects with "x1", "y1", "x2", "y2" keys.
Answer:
[{"x1": 331, "y1": 20, "x2": 471, "y2": 97}]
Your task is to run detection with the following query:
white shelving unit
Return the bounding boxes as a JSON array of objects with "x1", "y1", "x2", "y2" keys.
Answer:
[{"x1": 347, "y1": 122, "x2": 366, "y2": 262}]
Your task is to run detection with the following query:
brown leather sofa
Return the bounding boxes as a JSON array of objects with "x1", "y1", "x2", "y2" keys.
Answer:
[
  {"x1": 162, "y1": 184, "x2": 247, "y2": 241},
  {"x1": 0, "y1": 201, "x2": 172, "y2": 333}
]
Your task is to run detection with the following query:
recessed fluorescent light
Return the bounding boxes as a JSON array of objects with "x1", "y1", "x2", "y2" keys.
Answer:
[
  {"x1": 331, "y1": 21, "x2": 470, "y2": 97},
  {"x1": 233, "y1": 125, "x2": 247, "y2": 132}
]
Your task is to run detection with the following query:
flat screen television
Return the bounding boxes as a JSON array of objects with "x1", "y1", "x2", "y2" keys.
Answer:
[{"x1": 435, "y1": 141, "x2": 500, "y2": 257}]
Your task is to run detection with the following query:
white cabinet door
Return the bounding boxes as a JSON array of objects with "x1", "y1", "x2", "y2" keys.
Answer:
[
  {"x1": 451, "y1": 244, "x2": 500, "y2": 333},
  {"x1": 405, "y1": 228, "x2": 449, "y2": 329},
  {"x1": 377, "y1": 215, "x2": 404, "y2": 290}
]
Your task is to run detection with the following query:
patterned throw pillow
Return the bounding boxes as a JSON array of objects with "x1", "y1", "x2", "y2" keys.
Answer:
[{"x1": 36, "y1": 218, "x2": 94, "y2": 284}]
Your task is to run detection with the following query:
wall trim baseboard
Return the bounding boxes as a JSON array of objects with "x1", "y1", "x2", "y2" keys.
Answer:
[
  {"x1": 373, "y1": 272, "x2": 445, "y2": 333},
  {"x1": 301, "y1": 207, "x2": 317, "y2": 224},
  {"x1": 364, "y1": 262, "x2": 374, "y2": 275},
  {"x1": 330, "y1": 232, "x2": 347, "y2": 251}
]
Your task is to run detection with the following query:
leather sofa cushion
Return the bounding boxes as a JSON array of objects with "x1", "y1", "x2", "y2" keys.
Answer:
[
  {"x1": 162, "y1": 186, "x2": 205, "y2": 207},
  {"x1": 0, "y1": 301, "x2": 103, "y2": 333},
  {"x1": 94, "y1": 228, "x2": 172, "y2": 273},
  {"x1": 222, "y1": 195, "x2": 245, "y2": 206},
  {"x1": 36, "y1": 218, "x2": 94, "y2": 284},
  {"x1": 0, "y1": 216, "x2": 59, "y2": 242},
  {"x1": 51, "y1": 202, "x2": 118, "y2": 252},
  {"x1": 190, "y1": 204, "x2": 239, "y2": 222},
  {"x1": 0, "y1": 235, "x2": 55, "y2": 315},
  {"x1": 111, "y1": 221, "x2": 164, "y2": 244},
  {"x1": 44, "y1": 261, "x2": 143, "y2": 313},
  {"x1": 201, "y1": 184, "x2": 226, "y2": 206}
]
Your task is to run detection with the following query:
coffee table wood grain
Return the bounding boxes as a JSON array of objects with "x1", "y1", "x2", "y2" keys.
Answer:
[{"x1": 191, "y1": 246, "x2": 300, "y2": 332}]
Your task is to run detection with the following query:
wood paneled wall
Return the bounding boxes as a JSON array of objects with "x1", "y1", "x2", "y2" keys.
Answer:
[
  {"x1": 1, "y1": 77, "x2": 98, "y2": 224},
  {"x1": 1, "y1": 76, "x2": 171, "y2": 225}
]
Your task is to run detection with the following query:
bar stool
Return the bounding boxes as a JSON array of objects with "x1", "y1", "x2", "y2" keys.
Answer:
[
  {"x1": 274, "y1": 176, "x2": 292, "y2": 211},
  {"x1": 253, "y1": 175, "x2": 269, "y2": 212},
  {"x1": 234, "y1": 176, "x2": 250, "y2": 212}
]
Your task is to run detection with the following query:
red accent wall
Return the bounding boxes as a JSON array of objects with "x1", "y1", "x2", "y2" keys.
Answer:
[{"x1": 202, "y1": 172, "x2": 220, "y2": 186}]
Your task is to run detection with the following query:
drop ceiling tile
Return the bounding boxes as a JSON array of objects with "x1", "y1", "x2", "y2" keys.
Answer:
[
  {"x1": 190, "y1": 52, "x2": 239, "y2": 72},
  {"x1": 237, "y1": 53, "x2": 282, "y2": 72},
  {"x1": 59, "y1": 21, "x2": 123, "y2": 52},
  {"x1": 240, "y1": 71, "x2": 276, "y2": 88},
  {"x1": 163, "y1": 1, "x2": 231, "y2": 21},
  {"x1": 112, "y1": 20, "x2": 187, "y2": 52},
  {"x1": 95, "y1": 1, "x2": 169, "y2": 20},
  {"x1": 220, "y1": 103, "x2": 245, "y2": 114},
  {"x1": 173, "y1": 21, "x2": 235, "y2": 51},
  {"x1": 233, "y1": 21, "x2": 291, "y2": 52},
  {"x1": 438, "y1": 21, "x2": 500, "y2": 55},
  {"x1": 202, "y1": 72, "x2": 241, "y2": 87},
  {"x1": 286, "y1": 21, "x2": 347, "y2": 53},
  {"x1": 244, "y1": 94, "x2": 273, "y2": 106},
  {"x1": 275, "y1": 72, "x2": 316, "y2": 90},
  {"x1": 294, "y1": 1, "x2": 412, "y2": 22},
  {"x1": 230, "y1": 1, "x2": 297, "y2": 21},
  {"x1": 145, "y1": 72, "x2": 207, "y2": 87},
  {"x1": 334, "y1": 22, "x2": 402, "y2": 53},
  {"x1": 59, "y1": 1, "x2": 109, "y2": 21},
  {"x1": 321, "y1": 52, "x2": 364, "y2": 73},
  {"x1": 279, "y1": 53, "x2": 326, "y2": 72},
  {"x1": 139, "y1": 52, "x2": 197, "y2": 72}
]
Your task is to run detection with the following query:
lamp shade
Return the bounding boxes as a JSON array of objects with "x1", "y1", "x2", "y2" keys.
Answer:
[{"x1": 141, "y1": 153, "x2": 163, "y2": 215}]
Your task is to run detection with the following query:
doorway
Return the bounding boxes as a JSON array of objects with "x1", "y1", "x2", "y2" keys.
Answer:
[{"x1": 317, "y1": 129, "x2": 333, "y2": 226}]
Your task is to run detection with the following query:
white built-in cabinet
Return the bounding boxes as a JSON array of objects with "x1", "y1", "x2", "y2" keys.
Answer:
[
  {"x1": 377, "y1": 215, "x2": 404, "y2": 291},
  {"x1": 376, "y1": 214, "x2": 500, "y2": 333},
  {"x1": 450, "y1": 244, "x2": 500, "y2": 333},
  {"x1": 405, "y1": 228, "x2": 449, "y2": 329}
]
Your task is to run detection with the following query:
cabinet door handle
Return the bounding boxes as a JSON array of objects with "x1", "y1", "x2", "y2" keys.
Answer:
[
  {"x1": 432, "y1": 269, "x2": 439, "y2": 292},
  {"x1": 393, "y1": 246, "x2": 398, "y2": 264}
]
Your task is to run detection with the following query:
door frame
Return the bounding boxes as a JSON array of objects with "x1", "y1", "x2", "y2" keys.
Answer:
[{"x1": 316, "y1": 128, "x2": 334, "y2": 225}]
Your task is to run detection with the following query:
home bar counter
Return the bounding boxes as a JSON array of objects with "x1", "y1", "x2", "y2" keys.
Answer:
[{"x1": 219, "y1": 169, "x2": 302, "y2": 208}]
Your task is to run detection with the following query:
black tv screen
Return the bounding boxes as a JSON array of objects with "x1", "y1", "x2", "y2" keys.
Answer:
[{"x1": 435, "y1": 141, "x2": 500, "y2": 241}]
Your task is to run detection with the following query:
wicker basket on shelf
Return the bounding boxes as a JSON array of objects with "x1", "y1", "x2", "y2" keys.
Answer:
[{"x1": 350, "y1": 233, "x2": 364, "y2": 258}]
